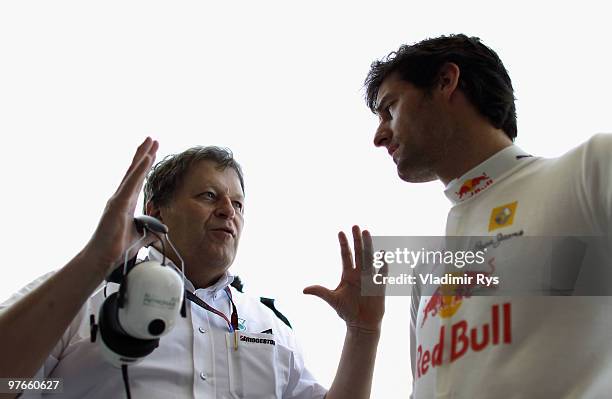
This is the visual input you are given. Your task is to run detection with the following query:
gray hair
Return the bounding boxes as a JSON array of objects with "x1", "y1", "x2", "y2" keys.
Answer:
[{"x1": 143, "y1": 146, "x2": 244, "y2": 213}]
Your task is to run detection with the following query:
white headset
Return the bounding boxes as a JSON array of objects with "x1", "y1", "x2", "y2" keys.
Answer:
[{"x1": 90, "y1": 216, "x2": 186, "y2": 368}]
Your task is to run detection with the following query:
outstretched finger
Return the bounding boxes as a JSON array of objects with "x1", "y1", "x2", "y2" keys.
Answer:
[
  {"x1": 379, "y1": 257, "x2": 389, "y2": 278},
  {"x1": 362, "y1": 229, "x2": 374, "y2": 274},
  {"x1": 303, "y1": 285, "x2": 334, "y2": 307},
  {"x1": 376, "y1": 252, "x2": 390, "y2": 295},
  {"x1": 115, "y1": 139, "x2": 159, "y2": 203},
  {"x1": 338, "y1": 231, "x2": 354, "y2": 272},
  {"x1": 352, "y1": 225, "x2": 364, "y2": 271},
  {"x1": 119, "y1": 137, "x2": 155, "y2": 186}
]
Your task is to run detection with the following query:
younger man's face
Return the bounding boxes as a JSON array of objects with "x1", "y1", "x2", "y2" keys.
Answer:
[{"x1": 373, "y1": 72, "x2": 452, "y2": 183}]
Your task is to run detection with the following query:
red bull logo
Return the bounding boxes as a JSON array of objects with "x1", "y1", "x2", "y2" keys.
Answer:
[
  {"x1": 417, "y1": 258, "x2": 509, "y2": 379},
  {"x1": 421, "y1": 288, "x2": 464, "y2": 328},
  {"x1": 421, "y1": 258, "x2": 497, "y2": 328},
  {"x1": 416, "y1": 302, "x2": 512, "y2": 379},
  {"x1": 456, "y1": 173, "x2": 493, "y2": 200}
]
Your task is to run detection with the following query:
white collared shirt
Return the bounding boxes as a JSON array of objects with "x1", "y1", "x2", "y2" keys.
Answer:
[{"x1": 2, "y1": 248, "x2": 328, "y2": 398}]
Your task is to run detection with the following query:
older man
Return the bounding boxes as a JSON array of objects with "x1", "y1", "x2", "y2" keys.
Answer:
[{"x1": 0, "y1": 138, "x2": 384, "y2": 398}]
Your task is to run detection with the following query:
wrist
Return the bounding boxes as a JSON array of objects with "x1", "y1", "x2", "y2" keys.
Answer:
[
  {"x1": 77, "y1": 244, "x2": 117, "y2": 277},
  {"x1": 346, "y1": 324, "x2": 382, "y2": 340}
]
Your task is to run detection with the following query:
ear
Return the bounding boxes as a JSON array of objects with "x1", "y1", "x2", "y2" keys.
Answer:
[
  {"x1": 145, "y1": 201, "x2": 163, "y2": 222},
  {"x1": 437, "y1": 62, "x2": 461, "y2": 99}
]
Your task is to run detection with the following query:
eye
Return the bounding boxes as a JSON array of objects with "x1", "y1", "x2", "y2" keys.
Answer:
[
  {"x1": 384, "y1": 103, "x2": 394, "y2": 119},
  {"x1": 232, "y1": 201, "x2": 244, "y2": 212},
  {"x1": 378, "y1": 103, "x2": 393, "y2": 122},
  {"x1": 199, "y1": 191, "x2": 216, "y2": 200}
]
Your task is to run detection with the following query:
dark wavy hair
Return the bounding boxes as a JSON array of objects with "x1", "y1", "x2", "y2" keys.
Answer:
[
  {"x1": 143, "y1": 146, "x2": 244, "y2": 213},
  {"x1": 365, "y1": 34, "x2": 517, "y2": 140}
]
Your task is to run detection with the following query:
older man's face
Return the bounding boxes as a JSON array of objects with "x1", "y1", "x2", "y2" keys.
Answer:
[{"x1": 157, "y1": 160, "x2": 244, "y2": 285}]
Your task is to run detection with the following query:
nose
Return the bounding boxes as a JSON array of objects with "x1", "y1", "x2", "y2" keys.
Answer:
[
  {"x1": 214, "y1": 196, "x2": 236, "y2": 219},
  {"x1": 373, "y1": 122, "x2": 391, "y2": 148}
]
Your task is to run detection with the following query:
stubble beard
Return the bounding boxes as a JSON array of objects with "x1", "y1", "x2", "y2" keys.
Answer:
[
  {"x1": 395, "y1": 143, "x2": 438, "y2": 183},
  {"x1": 397, "y1": 103, "x2": 455, "y2": 184},
  {"x1": 397, "y1": 161, "x2": 437, "y2": 183}
]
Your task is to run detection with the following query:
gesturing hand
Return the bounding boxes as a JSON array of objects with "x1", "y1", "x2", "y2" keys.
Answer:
[
  {"x1": 304, "y1": 226, "x2": 386, "y2": 333},
  {"x1": 84, "y1": 137, "x2": 159, "y2": 274}
]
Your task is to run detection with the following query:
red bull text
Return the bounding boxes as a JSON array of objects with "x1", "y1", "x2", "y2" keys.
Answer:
[{"x1": 416, "y1": 302, "x2": 512, "y2": 379}]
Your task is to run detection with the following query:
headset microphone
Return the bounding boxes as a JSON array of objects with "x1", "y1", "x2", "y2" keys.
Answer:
[{"x1": 90, "y1": 215, "x2": 187, "y2": 368}]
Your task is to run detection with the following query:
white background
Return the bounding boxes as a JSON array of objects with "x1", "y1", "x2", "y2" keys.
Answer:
[{"x1": 1, "y1": 1, "x2": 611, "y2": 397}]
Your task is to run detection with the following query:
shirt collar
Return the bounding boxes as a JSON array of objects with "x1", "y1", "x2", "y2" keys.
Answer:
[
  {"x1": 146, "y1": 247, "x2": 234, "y2": 298},
  {"x1": 444, "y1": 145, "x2": 535, "y2": 205}
]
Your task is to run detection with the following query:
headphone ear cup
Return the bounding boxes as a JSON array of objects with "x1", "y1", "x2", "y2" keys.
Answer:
[{"x1": 98, "y1": 292, "x2": 159, "y2": 360}]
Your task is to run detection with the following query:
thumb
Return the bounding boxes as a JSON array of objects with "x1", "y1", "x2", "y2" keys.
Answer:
[{"x1": 303, "y1": 285, "x2": 334, "y2": 306}]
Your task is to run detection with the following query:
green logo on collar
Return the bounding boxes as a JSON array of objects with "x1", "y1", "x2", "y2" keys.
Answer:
[{"x1": 237, "y1": 318, "x2": 247, "y2": 331}]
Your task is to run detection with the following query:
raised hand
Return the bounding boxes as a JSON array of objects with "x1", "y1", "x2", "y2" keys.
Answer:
[
  {"x1": 304, "y1": 225, "x2": 386, "y2": 333},
  {"x1": 83, "y1": 137, "x2": 159, "y2": 274}
]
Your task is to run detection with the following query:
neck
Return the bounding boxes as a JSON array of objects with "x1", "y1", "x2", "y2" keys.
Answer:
[
  {"x1": 436, "y1": 123, "x2": 513, "y2": 186},
  {"x1": 190, "y1": 273, "x2": 225, "y2": 289}
]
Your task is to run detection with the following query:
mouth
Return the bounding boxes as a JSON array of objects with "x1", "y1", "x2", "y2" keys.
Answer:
[
  {"x1": 388, "y1": 144, "x2": 400, "y2": 163},
  {"x1": 210, "y1": 227, "x2": 235, "y2": 238}
]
